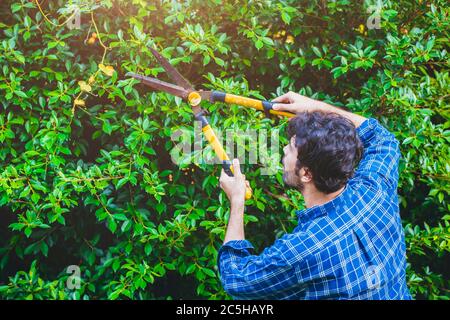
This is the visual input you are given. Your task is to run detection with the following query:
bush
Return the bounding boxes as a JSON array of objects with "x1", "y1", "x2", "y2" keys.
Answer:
[{"x1": 0, "y1": 0, "x2": 448, "y2": 300}]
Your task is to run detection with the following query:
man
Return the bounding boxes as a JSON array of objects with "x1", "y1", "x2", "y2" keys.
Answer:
[{"x1": 217, "y1": 92, "x2": 412, "y2": 300}]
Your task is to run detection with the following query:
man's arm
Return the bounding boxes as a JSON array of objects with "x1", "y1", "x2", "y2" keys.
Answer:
[
  {"x1": 272, "y1": 91, "x2": 367, "y2": 128},
  {"x1": 273, "y1": 91, "x2": 400, "y2": 191},
  {"x1": 223, "y1": 198, "x2": 245, "y2": 244},
  {"x1": 219, "y1": 158, "x2": 248, "y2": 244},
  {"x1": 218, "y1": 159, "x2": 301, "y2": 299},
  {"x1": 217, "y1": 234, "x2": 300, "y2": 299},
  {"x1": 352, "y1": 118, "x2": 401, "y2": 191}
]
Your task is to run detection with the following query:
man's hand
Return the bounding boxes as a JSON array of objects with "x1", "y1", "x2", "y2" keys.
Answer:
[
  {"x1": 271, "y1": 91, "x2": 324, "y2": 114},
  {"x1": 272, "y1": 91, "x2": 367, "y2": 128},
  {"x1": 219, "y1": 158, "x2": 250, "y2": 204}
]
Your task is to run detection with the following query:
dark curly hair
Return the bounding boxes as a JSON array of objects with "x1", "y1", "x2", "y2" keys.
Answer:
[{"x1": 287, "y1": 111, "x2": 363, "y2": 194}]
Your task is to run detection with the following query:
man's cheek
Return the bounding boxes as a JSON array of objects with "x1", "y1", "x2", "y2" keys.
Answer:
[{"x1": 285, "y1": 157, "x2": 293, "y2": 171}]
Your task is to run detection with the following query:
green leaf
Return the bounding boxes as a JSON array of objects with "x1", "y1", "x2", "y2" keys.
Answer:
[
  {"x1": 113, "y1": 213, "x2": 128, "y2": 221},
  {"x1": 203, "y1": 55, "x2": 211, "y2": 65},
  {"x1": 24, "y1": 228, "x2": 32, "y2": 238},
  {"x1": 214, "y1": 57, "x2": 225, "y2": 67},
  {"x1": 144, "y1": 243, "x2": 152, "y2": 255},
  {"x1": 281, "y1": 11, "x2": 291, "y2": 24},
  {"x1": 108, "y1": 219, "x2": 117, "y2": 233},
  {"x1": 102, "y1": 120, "x2": 112, "y2": 135},
  {"x1": 116, "y1": 177, "x2": 128, "y2": 189},
  {"x1": 312, "y1": 46, "x2": 322, "y2": 57},
  {"x1": 202, "y1": 268, "x2": 216, "y2": 278},
  {"x1": 255, "y1": 39, "x2": 263, "y2": 50},
  {"x1": 14, "y1": 91, "x2": 28, "y2": 98}
]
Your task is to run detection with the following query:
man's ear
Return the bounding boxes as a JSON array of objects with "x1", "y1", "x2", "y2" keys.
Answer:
[{"x1": 300, "y1": 167, "x2": 313, "y2": 183}]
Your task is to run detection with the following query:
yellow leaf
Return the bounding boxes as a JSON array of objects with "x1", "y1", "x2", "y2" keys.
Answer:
[
  {"x1": 88, "y1": 76, "x2": 95, "y2": 84},
  {"x1": 74, "y1": 99, "x2": 85, "y2": 106},
  {"x1": 285, "y1": 35, "x2": 294, "y2": 44},
  {"x1": 78, "y1": 81, "x2": 92, "y2": 92},
  {"x1": 358, "y1": 24, "x2": 365, "y2": 34},
  {"x1": 99, "y1": 64, "x2": 115, "y2": 77}
]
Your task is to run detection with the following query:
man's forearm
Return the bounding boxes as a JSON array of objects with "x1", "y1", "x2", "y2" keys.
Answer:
[
  {"x1": 223, "y1": 199, "x2": 245, "y2": 244},
  {"x1": 312, "y1": 101, "x2": 367, "y2": 128}
]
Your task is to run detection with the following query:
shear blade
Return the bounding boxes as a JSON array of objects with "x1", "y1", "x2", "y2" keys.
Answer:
[
  {"x1": 149, "y1": 47, "x2": 195, "y2": 91},
  {"x1": 126, "y1": 72, "x2": 190, "y2": 100}
]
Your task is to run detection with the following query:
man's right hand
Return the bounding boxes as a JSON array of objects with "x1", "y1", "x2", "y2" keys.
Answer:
[
  {"x1": 271, "y1": 91, "x2": 324, "y2": 114},
  {"x1": 271, "y1": 91, "x2": 367, "y2": 128}
]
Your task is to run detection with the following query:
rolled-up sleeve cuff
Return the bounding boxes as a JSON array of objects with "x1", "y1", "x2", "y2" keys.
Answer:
[{"x1": 217, "y1": 240, "x2": 255, "y2": 275}]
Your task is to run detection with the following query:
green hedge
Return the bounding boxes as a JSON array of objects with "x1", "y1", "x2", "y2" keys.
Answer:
[{"x1": 0, "y1": 0, "x2": 448, "y2": 300}]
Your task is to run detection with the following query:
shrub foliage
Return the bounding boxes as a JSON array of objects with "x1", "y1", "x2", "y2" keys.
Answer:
[{"x1": 0, "y1": 0, "x2": 449, "y2": 299}]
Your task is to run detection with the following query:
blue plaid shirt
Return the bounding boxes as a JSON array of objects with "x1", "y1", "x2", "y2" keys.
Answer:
[{"x1": 217, "y1": 118, "x2": 412, "y2": 300}]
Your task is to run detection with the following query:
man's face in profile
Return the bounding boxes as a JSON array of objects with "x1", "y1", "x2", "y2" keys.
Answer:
[{"x1": 282, "y1": 135, "x2": 304, "y2": 190}]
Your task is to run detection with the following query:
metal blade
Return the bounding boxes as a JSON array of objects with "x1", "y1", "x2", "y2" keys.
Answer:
[
  {"x1": 149, "y1": 47, "x2": 195, "y2": 91},
  {"x1": 126, "y1": 72, "x2": 190, "y2": 99}
]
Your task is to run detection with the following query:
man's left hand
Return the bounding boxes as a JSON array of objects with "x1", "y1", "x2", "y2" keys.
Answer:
[{"x1": 219, "y1": 158, "x2": 250, "y2": 204}]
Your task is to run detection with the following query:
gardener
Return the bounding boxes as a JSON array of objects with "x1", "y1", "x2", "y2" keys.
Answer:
[{"x1": 217, "y1": 91, "x2": 412, "y2": 300}]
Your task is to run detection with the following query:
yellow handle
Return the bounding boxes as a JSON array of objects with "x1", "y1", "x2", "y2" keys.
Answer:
[
  {"x1": 202, "y1": 124, "x2": 252, "y2": 200},
  {"x1": 223, "y1": 94, "x2": 296, "y2": 118},
  {"x1": 202, "y1": 124, "x2": 229, "y2": 162}
]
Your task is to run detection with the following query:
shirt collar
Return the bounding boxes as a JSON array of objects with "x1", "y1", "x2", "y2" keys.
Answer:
[{"x1": 295, "y1": 184, "x2": 348, "y2": 224}]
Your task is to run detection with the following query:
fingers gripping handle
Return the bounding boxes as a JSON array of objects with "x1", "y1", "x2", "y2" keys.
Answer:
[{"x1": 222, "y1": 160, "x2": 253, "y2": 200}]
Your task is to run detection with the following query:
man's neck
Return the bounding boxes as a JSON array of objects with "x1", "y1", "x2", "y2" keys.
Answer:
[{"x1": 302, "y1": 185, "x2": 346, "y2": 209}]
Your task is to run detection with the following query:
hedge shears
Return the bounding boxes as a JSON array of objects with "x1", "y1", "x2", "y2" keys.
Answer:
[{"x1": 126, "y1": 48, "x2": 295, "y2": 200}]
